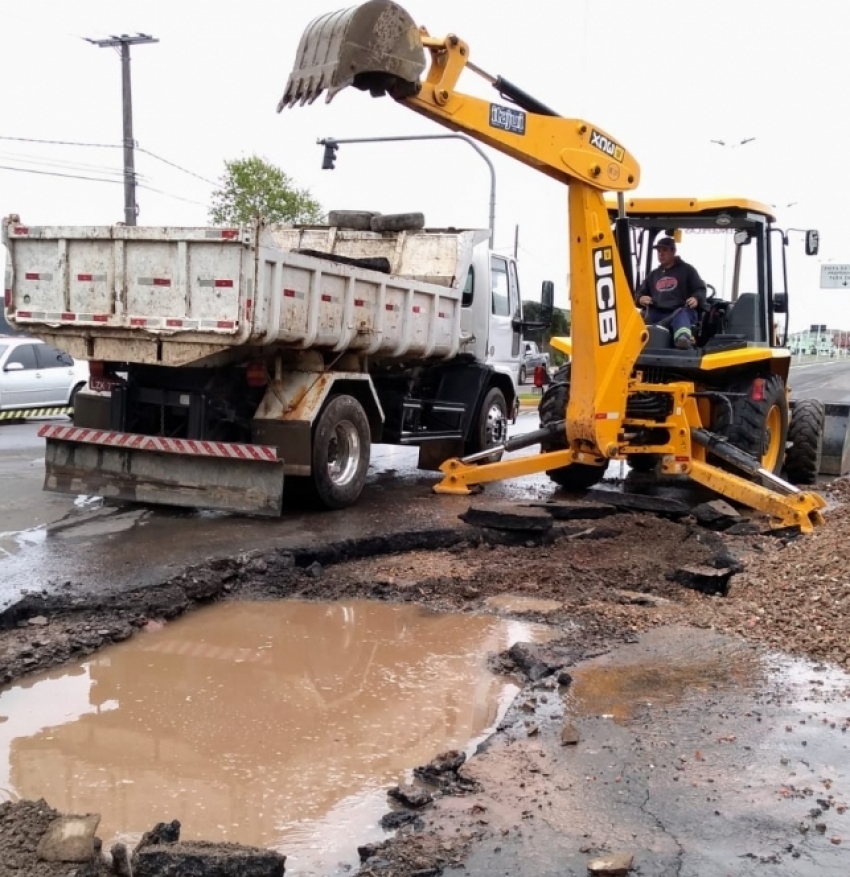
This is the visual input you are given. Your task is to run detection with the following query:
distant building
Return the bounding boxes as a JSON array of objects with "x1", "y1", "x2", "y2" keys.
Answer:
[{"x1": 786, "y1": 325, "x2": 850, "y2": 355}]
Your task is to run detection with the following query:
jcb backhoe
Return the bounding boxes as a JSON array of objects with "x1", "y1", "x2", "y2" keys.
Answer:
[{"x1": 279, "y1": 0, "x2": 830, "y2": 533}]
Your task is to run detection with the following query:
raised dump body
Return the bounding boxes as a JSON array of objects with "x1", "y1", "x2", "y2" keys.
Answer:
[{"x1": 2, "y1": 219, "x2": 482, "y2": 367}]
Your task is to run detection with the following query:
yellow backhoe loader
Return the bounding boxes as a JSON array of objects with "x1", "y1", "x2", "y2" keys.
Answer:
[{"x1": 279, "y1": 0, "x2": 831, "y2": 533}]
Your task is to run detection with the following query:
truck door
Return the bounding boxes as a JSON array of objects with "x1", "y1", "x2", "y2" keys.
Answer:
[{"x1": 488, "y1": 255, "x2": 521, "y2": 371}]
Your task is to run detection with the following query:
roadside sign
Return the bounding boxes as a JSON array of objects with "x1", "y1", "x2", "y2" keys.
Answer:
[{"x1": 820, "y1": 264, "x2": 850, "y2": 288}]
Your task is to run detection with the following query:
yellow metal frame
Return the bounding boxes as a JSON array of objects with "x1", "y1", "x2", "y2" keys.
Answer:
[{"x1": 603, "y1": 196, "x2": 778, "y2": 222}]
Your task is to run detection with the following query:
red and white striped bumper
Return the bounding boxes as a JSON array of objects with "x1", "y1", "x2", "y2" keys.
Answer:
[{"x1": 38, "y1": 425, "x2": 279, "y2": 462}]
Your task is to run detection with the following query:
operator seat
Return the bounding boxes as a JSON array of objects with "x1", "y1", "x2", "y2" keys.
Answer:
[{"x1": 724, "y1": 293, "x2": 761, "y2": 342}]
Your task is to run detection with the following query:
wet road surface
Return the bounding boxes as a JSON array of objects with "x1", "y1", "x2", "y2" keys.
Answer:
[
  {"x1": 0, "y1": 409, "x2": 573, "y2": 607},
  {"x1": 446, "y1": 626, "x2": 850, "y2": 877},
  {"x1": 1, "y1": 359, "x2": 849, "y2": 610}
]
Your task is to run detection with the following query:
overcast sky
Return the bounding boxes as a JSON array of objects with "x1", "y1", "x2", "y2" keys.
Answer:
[{"x1": 1, "y1": 0, "x2": 846, "y2": 332}]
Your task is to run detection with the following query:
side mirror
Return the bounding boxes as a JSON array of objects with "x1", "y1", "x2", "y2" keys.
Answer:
[
  {"x1": 733, "y1": 230, "x2": 751, "y2": 246},
  {"x1": 773, "y1": 293, "x2": 788, "y2": 314},
  {"x1": 4, "y1": 362, "x2": 24, "y2": 372},
  {"x1": 805, "y1": 229, "x2": 819, "y2": 256}
]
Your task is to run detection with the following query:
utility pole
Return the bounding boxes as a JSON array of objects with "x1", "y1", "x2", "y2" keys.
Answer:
[{"x1": 86, "y1": 33, "x2": 158, "y2": 225}]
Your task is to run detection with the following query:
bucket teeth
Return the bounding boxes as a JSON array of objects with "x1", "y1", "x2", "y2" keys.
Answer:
[{"x1": 278, "y1": 0, "x2": 426, "y2": 112}]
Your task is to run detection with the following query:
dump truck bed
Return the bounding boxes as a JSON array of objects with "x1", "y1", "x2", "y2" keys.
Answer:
[{"x1": 2, "y1": 219, "x2": 482, "y2": 367}]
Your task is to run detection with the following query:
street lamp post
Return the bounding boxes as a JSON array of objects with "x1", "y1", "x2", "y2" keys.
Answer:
[
  {"x1": 317, "y1": 134, "x2": 496, "y2": 244},
  {"x1": 709, "y1": 137, "x2": 757, "y2": 295}
]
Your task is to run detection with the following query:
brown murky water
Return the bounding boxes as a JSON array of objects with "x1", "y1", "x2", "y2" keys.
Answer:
[
  {"x1": 0, "y1": 600, "x2": 549, "y2": 874},
  {"x1": 565, "y1": 625, "x2": 766, "y2": 724}
]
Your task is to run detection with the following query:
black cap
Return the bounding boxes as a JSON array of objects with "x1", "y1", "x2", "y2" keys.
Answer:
[{"x1": 653, "y1": 236, "x2": 676, "y2": 250}]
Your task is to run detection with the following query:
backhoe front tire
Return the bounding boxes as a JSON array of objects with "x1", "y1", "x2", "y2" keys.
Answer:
[
  {"x1": 784, "y1": 398, "x2": 825, "y2": 485},
  {"x1": 713, "y1": 373, "x2": 789, "y2": 475},
  {"x1": 538, "y1": 364, "x2": 606, "y2": 491}
]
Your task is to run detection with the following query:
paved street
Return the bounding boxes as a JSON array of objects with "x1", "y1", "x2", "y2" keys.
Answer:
[{"x1": 2, "y1": 360, "x2": 849, "y2": 610}]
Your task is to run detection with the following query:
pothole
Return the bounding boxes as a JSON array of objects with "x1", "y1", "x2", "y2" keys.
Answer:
[{"x1": 0, "y1": 599, "x2": 552, "y2": 874}]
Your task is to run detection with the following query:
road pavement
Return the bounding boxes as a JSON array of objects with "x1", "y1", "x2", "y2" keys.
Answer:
[{"x1": 2, "y1": 360, "x2": 849, "y2": 609}]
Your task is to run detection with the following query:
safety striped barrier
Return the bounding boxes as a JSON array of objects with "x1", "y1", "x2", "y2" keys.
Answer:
[
  {"x1": 0, "y1": 406, "x2": 73, "y2": 421},
  {"x1": 38, "y1": 425, "x2": 279, "y2": 461}
]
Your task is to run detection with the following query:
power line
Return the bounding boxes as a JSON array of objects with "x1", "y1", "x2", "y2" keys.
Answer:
[
  {"x1": 136, "y1": 148, "x2": 219, "y2": 187},
  {"x1": 0, "y1": 165, "x2": 124, "y2": 185},
  {"x1": 0, "y1": 134, "x2": 121, "y2": 149},
  {"x1": 0, "y1": 164, "x2": 204, "y2": 207},
  {"x1": 0, "y1": 150, "x2": 133, "y2": 179},
  {"x1": 137, "y1": 183, "x2": 208, "y2": 207}
]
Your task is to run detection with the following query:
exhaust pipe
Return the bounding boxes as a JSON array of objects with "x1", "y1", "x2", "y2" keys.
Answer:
[{"x1": 278, "y1": 0, "x2": 426, "y2": 109}]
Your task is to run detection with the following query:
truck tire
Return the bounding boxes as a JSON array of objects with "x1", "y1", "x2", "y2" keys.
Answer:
[
  {"x1": 68, "y1": 382, "x2": 86, "y2": 409},
  {"x1": 783, "y1": 398, "x2": 825, "y2": 484},
  {"x1": 370, "y1": 212, "x2": 425, "y2": 233},
  {"x1": 518, "y1": 364, "x2": 527, "y2": 385},
  {"x1": 328, "y1": 210, "x2": 379, "y2": 231},
  {"x1": 713, "y1": 374, "x2": 789, "y2": 475},
  {"x1": 307, "y1": 395, "x2": 371, "y2": 509},
  {"x1": 538, "y1": 364, "x2": 606, "y2": 491},
  {"x1": 466, "y1": 387, "x2": 508, "y2": 464}
]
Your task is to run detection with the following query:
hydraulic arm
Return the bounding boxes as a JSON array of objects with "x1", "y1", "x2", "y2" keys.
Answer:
[{"x1": 279, "y1": 0, "x2": 826, "y2": 533}]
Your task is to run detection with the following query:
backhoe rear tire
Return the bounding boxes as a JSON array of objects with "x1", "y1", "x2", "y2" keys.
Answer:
[
  {"x1": 712, "y1": 373, "x2": 789, "y2": 475},
  {"x1": 783, "y1": 398, "x2": 825, "y2": 485},
  {"x1": 538, "y1": 364, "x2": 606, "y2": 491}
]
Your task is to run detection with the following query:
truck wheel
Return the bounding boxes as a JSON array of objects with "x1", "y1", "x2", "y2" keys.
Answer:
[
  {"x1": 783, "y1": 398, "x2": 825, "y2": 484},
  {"x1": 467, "y1": 387, "x2": 508, "y2": 464},
  {"x1": 328, "y1": 210, "x2": 378, "y2": 231},
  {"x1": 518, "y1": 365, "x2": 527, "y2": 385},
  {"x1": 370, "y1": 212, "x2": 425, "y2": 233},
  {"x1": 538, "y1": 364, "x2": 606, "y2": 491},
  {"x1": 308, "y1": 395, "x2": 371, "y2": 509},
  {"x1": 713, "y1": 374, "x2": 789, "y2": 475}
]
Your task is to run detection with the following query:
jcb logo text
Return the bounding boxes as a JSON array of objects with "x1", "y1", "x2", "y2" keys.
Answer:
[{"x1": 593, "y1": 247, "x2": 619, "y2": 345}]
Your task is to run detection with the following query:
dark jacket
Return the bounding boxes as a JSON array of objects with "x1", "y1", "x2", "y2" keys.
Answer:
[{"x1": 635, "y1": 258, "x2": 707, "y2": 311}]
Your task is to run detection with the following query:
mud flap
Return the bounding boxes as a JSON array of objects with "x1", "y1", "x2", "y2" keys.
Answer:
[
  {"x1": 822, "y1": 403, "x2": 850, "y2": 476},
  {"x1": 43, "y1": 439, "x2": 285, "y2": 516},
  {"x1": 278, "y1": 0, "x2": 426, "y2": 108}
]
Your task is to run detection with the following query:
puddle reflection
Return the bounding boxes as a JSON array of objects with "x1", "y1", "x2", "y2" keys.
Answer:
[{"x1": 0, "y1": 600, "x2": 548, "y2": 873}]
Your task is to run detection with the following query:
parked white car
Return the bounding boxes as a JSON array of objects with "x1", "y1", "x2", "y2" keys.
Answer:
[{"x1": 0, "y1": 337, "x2": 89, "y2": 412}]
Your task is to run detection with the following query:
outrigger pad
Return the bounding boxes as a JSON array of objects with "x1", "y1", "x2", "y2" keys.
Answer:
[{"x1": 278, "y1": 0, "x2": 426, "y2": 109}]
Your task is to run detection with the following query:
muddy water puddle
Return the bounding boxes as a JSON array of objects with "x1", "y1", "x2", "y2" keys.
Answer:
[{"x1": 0, "y1": 599, "x2": 550, "y2": 874}]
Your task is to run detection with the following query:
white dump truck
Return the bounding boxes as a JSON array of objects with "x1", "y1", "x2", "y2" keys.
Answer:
[{"x1": 2, "y1": 212, "x2": 552, "y2": 515}]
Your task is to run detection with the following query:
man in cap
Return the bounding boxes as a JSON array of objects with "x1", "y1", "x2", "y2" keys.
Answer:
[{"x1": 635, "y1": 236, "x2": 707, "y2": 349}]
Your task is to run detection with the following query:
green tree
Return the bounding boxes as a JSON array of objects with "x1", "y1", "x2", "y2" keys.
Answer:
[{"x1": 209, "y1": 155, "x2": 324, "y2": 226}]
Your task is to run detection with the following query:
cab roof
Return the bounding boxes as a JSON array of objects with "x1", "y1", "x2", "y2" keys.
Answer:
[{"x1": 604, "y1": 196, "x2": 777, "y2": 223}]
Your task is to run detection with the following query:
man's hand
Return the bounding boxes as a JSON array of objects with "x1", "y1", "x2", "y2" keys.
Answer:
[
  {"x1": 685, "y1": 296, "x2": 698, "y2": 309},
  {"x1": 638, "y1": 295, "x2": 653, "y2": 306}
]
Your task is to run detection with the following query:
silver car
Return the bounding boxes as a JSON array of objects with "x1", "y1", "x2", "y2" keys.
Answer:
[{"x1": 0, "y1": 337, "x2": 89, "y2": 412}]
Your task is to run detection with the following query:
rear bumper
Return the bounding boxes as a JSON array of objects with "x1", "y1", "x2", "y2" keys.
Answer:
[{"x1": 39, "y1": 426, "x2": 285, "y2": 516}]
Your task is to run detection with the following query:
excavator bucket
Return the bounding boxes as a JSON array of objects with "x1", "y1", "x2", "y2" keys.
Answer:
[{"x1": 277, "y1": 0, "x2": 426, "y2": 109}]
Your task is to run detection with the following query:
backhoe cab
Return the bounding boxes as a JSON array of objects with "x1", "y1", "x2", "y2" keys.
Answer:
[{"x1": 279, "y1": 0, "x2": 830, "y2": 533}]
